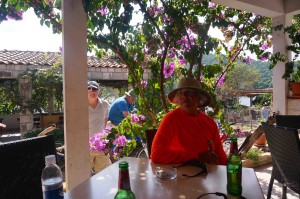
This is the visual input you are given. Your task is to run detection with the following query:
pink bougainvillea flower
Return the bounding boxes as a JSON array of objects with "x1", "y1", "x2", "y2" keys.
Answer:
[
  {"x1": 261, "y1": 43, "x2": 269, "y2": 50},
  {"x1": 162, "y1": 15, "x2": 172, "y2": 24},
  {"x1": 113, "y1": 135, "x2": 127, "y2": 147},
  {"x1": 259, "y1": 57, "x2": 268, "y2": 61},
  {"x1": 149, "y1": 5, "x2": 163, "y2": 17},
  {"x1": 163, "y1": 62, "x2": 175, "y2": 78},
  {"x1": 131, "y1": 113, "x2": 140, "y2": 123},
  {"x1": 97, "y1": 6, "x2": 108, "y2": 16},
  {"x1": 168, "y1": 51, "x2": 176, "y2": 59},
  {"x1": 199, "y1": 75, "x2": 204, "y2": 82},
  {"x1": 245, "y1": 56, "x2": 253, "y2": 64},
  {"x1": 208, "y1": 2, "x2": 216, "y2": 9},
  {"x1": 141, "y1": 80, "x2": 148, "y2": 89},
  {"x1": 217, "y1": 73, "x2": 226, "y2": 87},
  {"x1": 179, "y1": 58, "x2": 187, "y2": 65},
  {"x1": 139, "y1": 115, "x2": 146, "y2": 121},
  {"x1": 134, "y1": 54, "x2": 137, "y2": 62},
  {"x1": 157, "y1": 51, "x2": 163, "y2": 57},
  {"x1": 59, "y1": 46, "x2": 62, "y2": 52}
]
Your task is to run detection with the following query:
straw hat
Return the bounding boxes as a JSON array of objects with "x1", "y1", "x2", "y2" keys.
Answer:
[
  {"x1": 168, "y1": 77, "x2": 211, "y2": 107},
  {"x1": 125, "y1": 89, "x2": 136, "y2": 100}
]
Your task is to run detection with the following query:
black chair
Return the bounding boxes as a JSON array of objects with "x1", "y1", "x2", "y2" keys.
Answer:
[
  {"x1": 145, "y1": 129, "x2": 157, "y2": 158},
  {"x1": 276, "y1": 115, "x2": 300, "y2": 129},
  {"x1": 262, "y1": 123, "x2": 300, "y2": 199},
  {"x1": 0, "y1": 135, "x2": 57, "y2": 199},
  {"x1": 135, "y1": 129, "x2": 157, "y2": 159}
]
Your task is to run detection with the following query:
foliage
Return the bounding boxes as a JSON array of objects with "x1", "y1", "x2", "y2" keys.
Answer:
[
  {"x1": 245, "y1": 148, "x2": 263, "y2": 161},
  {"x1": 283, "y1": 14, "x2": 300, "y2": 82},
  {"x1": 89, "y1": 113, "x2": 147, "y2": 160},
  {"x1": 18, "y1": 64, "x2": 63, "y2": 114},
  {"x1": 24, "y1": 128, "x2": 64, "y2": 143},
  {"x1": 2, "y1": 0, "x2": 285, "y2": 126},
  {"x1": 0, "y1": 79, "x2": 20, "y2": 114},
  {"x1": 252, "y1": 94, "x2": 272, "y2": 107},
  {"x1": 216, "y1": 63, "x2": 259, "y2": 106}
]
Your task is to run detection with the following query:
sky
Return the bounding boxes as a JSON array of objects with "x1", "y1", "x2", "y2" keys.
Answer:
[{"x1": 0, "y1": 8, "x2": 62, "y2": 52}]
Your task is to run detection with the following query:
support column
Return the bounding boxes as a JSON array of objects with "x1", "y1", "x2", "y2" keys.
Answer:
[
  {"x1": 272, "y1": 15, "x2": 289, "y2": 115},
  {"x1": 18, "y1": 75, "x2": 33, "y2": 136},
  {"x1": 62, "y1": 0, "x2": 89, "y2": 190}
]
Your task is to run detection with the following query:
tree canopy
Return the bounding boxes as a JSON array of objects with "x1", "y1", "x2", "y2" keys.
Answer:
[{"x1": 1, "y1": 0, "x2": 286, "y2": 126}]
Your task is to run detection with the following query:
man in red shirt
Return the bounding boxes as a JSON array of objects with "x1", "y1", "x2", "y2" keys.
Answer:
[{"x1": 151, "y1": 77, "x2": 227, "y2": 165}]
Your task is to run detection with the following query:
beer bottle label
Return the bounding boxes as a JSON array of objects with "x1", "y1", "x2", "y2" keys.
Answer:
[{"x1": 119, "y1": 170, "x2": 131, "y2": 190}]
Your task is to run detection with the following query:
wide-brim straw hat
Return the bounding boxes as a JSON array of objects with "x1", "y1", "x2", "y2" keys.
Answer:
[{"x1": 168, "y1": 77, "x2": 212, "y2": 107}]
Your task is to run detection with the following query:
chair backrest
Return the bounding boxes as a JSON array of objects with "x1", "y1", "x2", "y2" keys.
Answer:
[
  {"x1": 0, "y1": 135, "x2": 57, "y2": 199},
  {"x1": 145, "y1": 129, "x2": 157, "y2": 159},
  {"x1": 262, "y1": 123, "x2": 300, "y2": 194},
  {"x1": 276, "y1": 115, "x2": 300, "y2": 129}
]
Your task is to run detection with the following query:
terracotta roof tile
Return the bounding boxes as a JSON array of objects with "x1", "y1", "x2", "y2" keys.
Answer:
[{"x1": 0, "y1": 50, "x2": 127, "y2": 68}]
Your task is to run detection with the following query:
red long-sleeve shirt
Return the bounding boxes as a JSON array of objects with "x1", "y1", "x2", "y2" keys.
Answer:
[{"x1": 151, "y1": 108, "x2": 227, "y2": 165}]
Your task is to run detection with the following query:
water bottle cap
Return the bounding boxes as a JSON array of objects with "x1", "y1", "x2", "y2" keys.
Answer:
[{"x1": 45, "y1": 155, "x2": 56, "y2": 165}]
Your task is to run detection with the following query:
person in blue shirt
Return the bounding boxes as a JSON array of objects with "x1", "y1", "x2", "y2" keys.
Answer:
[
  {"x1": 261, "y1": 102, "x2": 270, "y2": 120},
  {"x1": 108, "y1": 89, "x2": 135, "y2": 125}
]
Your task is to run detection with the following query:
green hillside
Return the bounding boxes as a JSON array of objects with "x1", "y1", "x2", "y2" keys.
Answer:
[{"x1": 202, "y1": 54, "x2": 272, "y2": 89}]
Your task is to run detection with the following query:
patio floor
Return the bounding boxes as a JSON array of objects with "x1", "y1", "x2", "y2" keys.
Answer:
[{"x1": 254, "y1": 164, "x2": 299, "y2": 199}]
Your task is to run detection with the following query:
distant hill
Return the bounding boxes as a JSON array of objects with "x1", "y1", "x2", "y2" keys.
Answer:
[{"x1": 202, "y1": 54, "x2": 272, "y2": 89}]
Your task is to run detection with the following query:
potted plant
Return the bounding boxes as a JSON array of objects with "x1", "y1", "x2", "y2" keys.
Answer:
[
  {"x1": 283, "y1": 14, "x2": 300, "y2": 96},
  {"x1": 289, "y1": 68, "x2": 300, "y2": 96}
]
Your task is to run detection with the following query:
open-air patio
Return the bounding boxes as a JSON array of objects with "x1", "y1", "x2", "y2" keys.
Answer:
[{"x1": 1, "y1": 0, "x2": 300, "y2": 198}]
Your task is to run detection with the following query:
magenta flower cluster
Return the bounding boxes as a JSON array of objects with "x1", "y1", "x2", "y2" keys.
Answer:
[
  {"x1": 89, "y1": 126, "x2": 112, "y2": 154},
  {"x1": 217, "y1": 73, "x2": 226, "y2": 87},
  {"x1": 141, "y1": 80, "x2": 148, "y2": 89},
  {"x1": 131, "y1": 113, "x2": 146, "y2": 123},
  {"x1": 97, "y1": 6, "x2": 108, "y2": 16},
  {"x1": 89, "y1": 113, "x2": 146, "y2": 155},
  {"x1": 163, "y1": 62, "x2": 175, "y2": 78},
  {"x1": 261, "y1": 43, "x2": 269, "y2": 50},
  {"x1": 149, "y1": 5, "x2": 163, "y2": 17},
  {"x1": 235, "y1": 126, "x2": 245, "y2": 138}
]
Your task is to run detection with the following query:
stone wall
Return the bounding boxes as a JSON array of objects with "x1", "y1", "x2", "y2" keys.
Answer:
[
  {"x1": 0, "y1": 63, "x2": 151, "y2": 81},
  {"x1": 287, "y1": 98, "x2": 300, "y2": 115}
]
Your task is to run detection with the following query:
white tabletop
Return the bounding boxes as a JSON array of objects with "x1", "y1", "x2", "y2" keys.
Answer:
[{"x1": 65, "y1": 157, "x2": 264, "y2": 199}]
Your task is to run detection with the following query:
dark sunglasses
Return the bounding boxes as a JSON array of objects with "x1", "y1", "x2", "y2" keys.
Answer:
[{"x1": 88, "y1": 87, "x2": 98, "y2": 91}]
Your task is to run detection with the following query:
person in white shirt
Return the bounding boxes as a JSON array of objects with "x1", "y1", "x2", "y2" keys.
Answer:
[{"x1": 87, "y1": 81, "x2": 111, "y2": 174}]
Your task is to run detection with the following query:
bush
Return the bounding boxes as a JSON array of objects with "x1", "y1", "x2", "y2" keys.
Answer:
[
  {"x1": 24, "y1": 128, "x2": 64, "y2": 143},
  {"x1": 245, "y1": 148, "x2": 263, "y2": 161}
]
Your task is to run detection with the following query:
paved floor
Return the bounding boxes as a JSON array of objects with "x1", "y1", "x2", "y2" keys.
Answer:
[{"x1": 254, "y1": 164, "x2": 299, "y2": 199}]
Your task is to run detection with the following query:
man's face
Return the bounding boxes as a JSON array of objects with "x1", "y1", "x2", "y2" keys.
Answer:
[
  {"x1": 88, "y1": 86, "x2": 99, "y2": 99},
  {"x1": 175, "y1": 88, "x2": 200, "y2": 111},
  {"x1": 127, "y1": 96, "x2": 135, "y2": 104}
]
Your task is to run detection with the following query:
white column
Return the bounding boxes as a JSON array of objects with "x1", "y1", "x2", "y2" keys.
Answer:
[
  {"x1": 62, "y1": 0, "x2": 89, "y2": 190},
  {"x1": 272, "y1": 15, "x2": 289, "y2": 115}
]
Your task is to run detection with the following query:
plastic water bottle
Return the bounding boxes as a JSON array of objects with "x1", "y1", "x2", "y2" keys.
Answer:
[{"x1": 41, "y1": 155, "x2": 64, "y2": 199}]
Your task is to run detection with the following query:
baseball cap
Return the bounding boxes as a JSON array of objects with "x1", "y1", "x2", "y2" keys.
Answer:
[{"x1": 88, "y1": 81, "x2": 100, "y2": 90}]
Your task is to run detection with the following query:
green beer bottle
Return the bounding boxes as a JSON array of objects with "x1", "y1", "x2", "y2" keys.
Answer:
[
  {"x1": 226, "y1": 137, "x2": 242, "y2": 196},
  {"x1": 114, "y1": 161, "x2": 136, "y2": 199}
]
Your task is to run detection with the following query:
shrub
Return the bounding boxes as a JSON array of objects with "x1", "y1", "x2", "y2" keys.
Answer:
[
  {"x1": 245, "y1": 148, "x2": 263, "y2": 161},
  {"x1": 24, "y1": 128, "x2": 64, "y2": 143}
]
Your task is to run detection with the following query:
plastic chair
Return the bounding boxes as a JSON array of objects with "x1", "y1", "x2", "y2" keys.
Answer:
[
  {"x1": 276, "y1": 115, "x2": 300, "y2": 129},
  {"x1": 0, "y1": 135, "x2": 57, "y2": 199},
  {"x1": 262, "y1": 123, "x2": 300, "y2": 199}
]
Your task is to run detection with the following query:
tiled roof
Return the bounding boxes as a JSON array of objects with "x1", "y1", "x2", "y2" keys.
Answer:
[{"x1": 0, "y1": 50, "x2": 127, "y2": 68}]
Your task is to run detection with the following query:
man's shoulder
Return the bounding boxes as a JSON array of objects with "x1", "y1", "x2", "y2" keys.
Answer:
[{"x1": 98, "y1": 98, "x2": 109, "y2": 107}]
